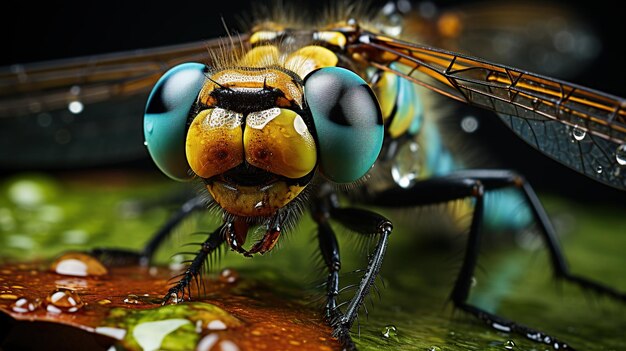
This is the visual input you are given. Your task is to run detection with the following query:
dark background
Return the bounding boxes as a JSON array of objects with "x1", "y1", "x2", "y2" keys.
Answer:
[{"x1": 3, "y1": 0, "x2": 625, "y2": 203}]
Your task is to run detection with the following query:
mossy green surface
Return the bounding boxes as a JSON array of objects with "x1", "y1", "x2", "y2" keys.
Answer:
[{"x1": 1, "y1": 172, "x2": 624, "y2": 350}]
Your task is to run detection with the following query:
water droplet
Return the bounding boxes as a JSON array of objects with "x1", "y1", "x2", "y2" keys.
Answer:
[
  {"x1": 145, "y1": 121, "x2": 154, "y2": 134},
  {"x1": 124, "y1": 294, "x2": 143, "y2": 305},
  {"x1": 37, "y1": 113, "x2": 53, "y2": 127},
  {"x1": 69, "y1": 85, "x2": 81, "y2": 95},
  {"x1": 10, "y1": 296, "x2": 41, "y2": 313},
  {"x1": 391, "y1": 141, "x2": 422, "y2": 188},
  {"x1": 381, "y1": 325, "x2": 398, "y2": 338},
  {"x1": 50, "y1": 252, "x2": 108, "y2": 277},
  {"x1": 197, "y1": 333, "x2": 219, "y2": 351},
  {"x1": 143, "y1": 140, "x2": 148, "y2": 146},
  {"x1": 219, "y1": 340, "x2": 240, "y2": 351},
  {"x1": 45, "y1": 288, "x2": 84, "y2": 313},
  {"x1": 460, "y1": 115, "x2": 479, "y2": 133},
  {"x1": 68, "y1": 101, "x2": 84, "y2": 114},
  {"x1": 595, "y1": 165, "x2": 603, "y2": 174},
  {"x1": 428, "y1": 347, "x2": 442, "y2": 351},
  {"x1": 616, "y1": 144, "x2": 626, "y2": 166},
  {"x1": 418, "y1": 1, "x2": 437, "y2": 19},
  {"x1": 571, "y1": 125, "x2": 586, "y2": 141},
  {"x1": 504, "y1": 339, "x2": 515, "y2": 350},
  {"x1": 219, "y1": 268, "x2": 239, "y2": 284},
  {"x1": 207, "y1": 320, "x2": 228, "y2": 330}
]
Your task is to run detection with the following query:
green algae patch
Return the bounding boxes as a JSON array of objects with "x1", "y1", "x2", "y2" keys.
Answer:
[{"x1": 103, "y1": 303, "x2": 243, "y2": 351}]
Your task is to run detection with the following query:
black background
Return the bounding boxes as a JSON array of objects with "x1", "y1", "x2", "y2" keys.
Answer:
[{"x1": 3, "y1": 0, "x2": 625, "y2": 203}]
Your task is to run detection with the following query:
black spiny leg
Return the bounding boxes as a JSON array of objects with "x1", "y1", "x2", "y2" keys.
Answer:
[
  {"x1": 91, "y1": 196, "x2": 206, "y2": 266},
  {"x1": 317, "y1": 221, "x2": 341, "y2": 318},
  {"x1": 164, "y1": 223, "x2": 226, "y2": 304},
  {"x1": 312, "y1": 191, "x2": 393, "y2": 350},
  {"x1": 368, "y1": 169, "x2": 626, "y2": 350}
]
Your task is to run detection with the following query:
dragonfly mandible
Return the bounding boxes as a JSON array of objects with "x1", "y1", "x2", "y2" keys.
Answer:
[{"x1": 1, "y1": 1, "x2": 625, "y2": 351}]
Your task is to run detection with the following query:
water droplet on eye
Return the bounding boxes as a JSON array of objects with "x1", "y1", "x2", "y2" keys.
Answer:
[
  {"x1": 428, "y1": 346, "x2": 442, "y2": 351},
  {"x1": 571, "y1": 125, "x2": 586, "y2": 141},
  {"x1": 504, "y1": 339, "x2": 515, "y2": 350},
  {"x1": 616, "y1": 144, "x2": 626, "y2": 166},
  {"x1": 595, "y1": 165, "x2": 603, "y2": 174},
  {"x1": 50, "y1": 252, "x2": 108, "y2": 277},
  {"x1": 381, "y1": 325, "x2": 398, "y2": 338},
  {"x1": 219, "y1": 268, "x2": 239, "y2": 284},
  {"x1": 45, "y1": 288, "x2": 84, "y2": 313},
  {"x1": 11, "y1": 296, "x2": 41, "y2": 313},
  {"x1": 391, "y1": 141, "x2": 422, "y2": 188},
  {"x1": 145, "y1": 121, "x2": 154, "y2": 134}
]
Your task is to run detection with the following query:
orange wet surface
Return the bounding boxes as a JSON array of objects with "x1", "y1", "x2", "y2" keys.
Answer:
[{"x1": 0, "y1": 257, "x2": 340, "y2": 351}]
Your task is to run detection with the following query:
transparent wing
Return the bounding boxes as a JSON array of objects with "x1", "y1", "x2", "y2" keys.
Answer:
[
  {"x1": 428, "y1": 2, "x2": 600, "y2": 77},
  {"x1": 0, "y1": 37, "x2": 241, "y2": 168},
  {"x1": 351, "y1": 32, "x2": 626, "y2": 190}
]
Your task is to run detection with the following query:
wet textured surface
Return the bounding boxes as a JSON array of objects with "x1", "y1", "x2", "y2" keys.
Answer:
[
  {"x1": 0, "y1": 172, "x2": 625, "y2": 350},
  {"x1": 0, "y1": 262, "x2": 335, "y2": 351}
]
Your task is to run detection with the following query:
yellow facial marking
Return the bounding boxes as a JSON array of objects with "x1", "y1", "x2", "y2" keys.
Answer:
[
  {"x1": 207, "y1": 181, "x2": 305, "y2": 217},
  {"x1": 186, "y1": 108, "x2": 244, "y2": 179},
  {"x1": 244, "y1": 108, "x2": 317, "y2": 179},
  {"x1": 199, "y1": 68, "x2": 304, "y2": 108},
  {"x1": 239, "y1": 45, "x2": 280, "y2": 67},
  {"x1": 284, "y1": 46, "x2": 339, "y2": 78}
]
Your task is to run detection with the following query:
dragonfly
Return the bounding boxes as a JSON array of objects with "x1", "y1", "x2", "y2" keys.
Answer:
[{"x1": 2, "y1": 1, "x2": 625, "y2": 350}]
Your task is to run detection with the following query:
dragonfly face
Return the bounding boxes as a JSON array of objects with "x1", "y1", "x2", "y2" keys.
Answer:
[{"x1": 144, "y1": 41, "x2": 384, "y2": 224}]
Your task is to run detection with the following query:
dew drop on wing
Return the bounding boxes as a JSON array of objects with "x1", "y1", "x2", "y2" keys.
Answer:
[
  {"x1": 571, "y1": 125, "x2": 586, "y2": 141},
  {"x1": 616, "y1": 144, "x2": 626, "y2": 166}
]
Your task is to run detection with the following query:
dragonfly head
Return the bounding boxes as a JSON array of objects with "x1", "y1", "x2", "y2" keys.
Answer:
[{"x1": 144, "y1": 62, "x2": 383, "y2": 219}]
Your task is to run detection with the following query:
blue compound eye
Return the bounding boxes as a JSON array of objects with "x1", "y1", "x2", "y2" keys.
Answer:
[
  {"x1": 304, "y1": 67, "x2": 384, "y2": 183},
  {"x1": 144, "y1": 63, "x2": 207, "y2": 181}
]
